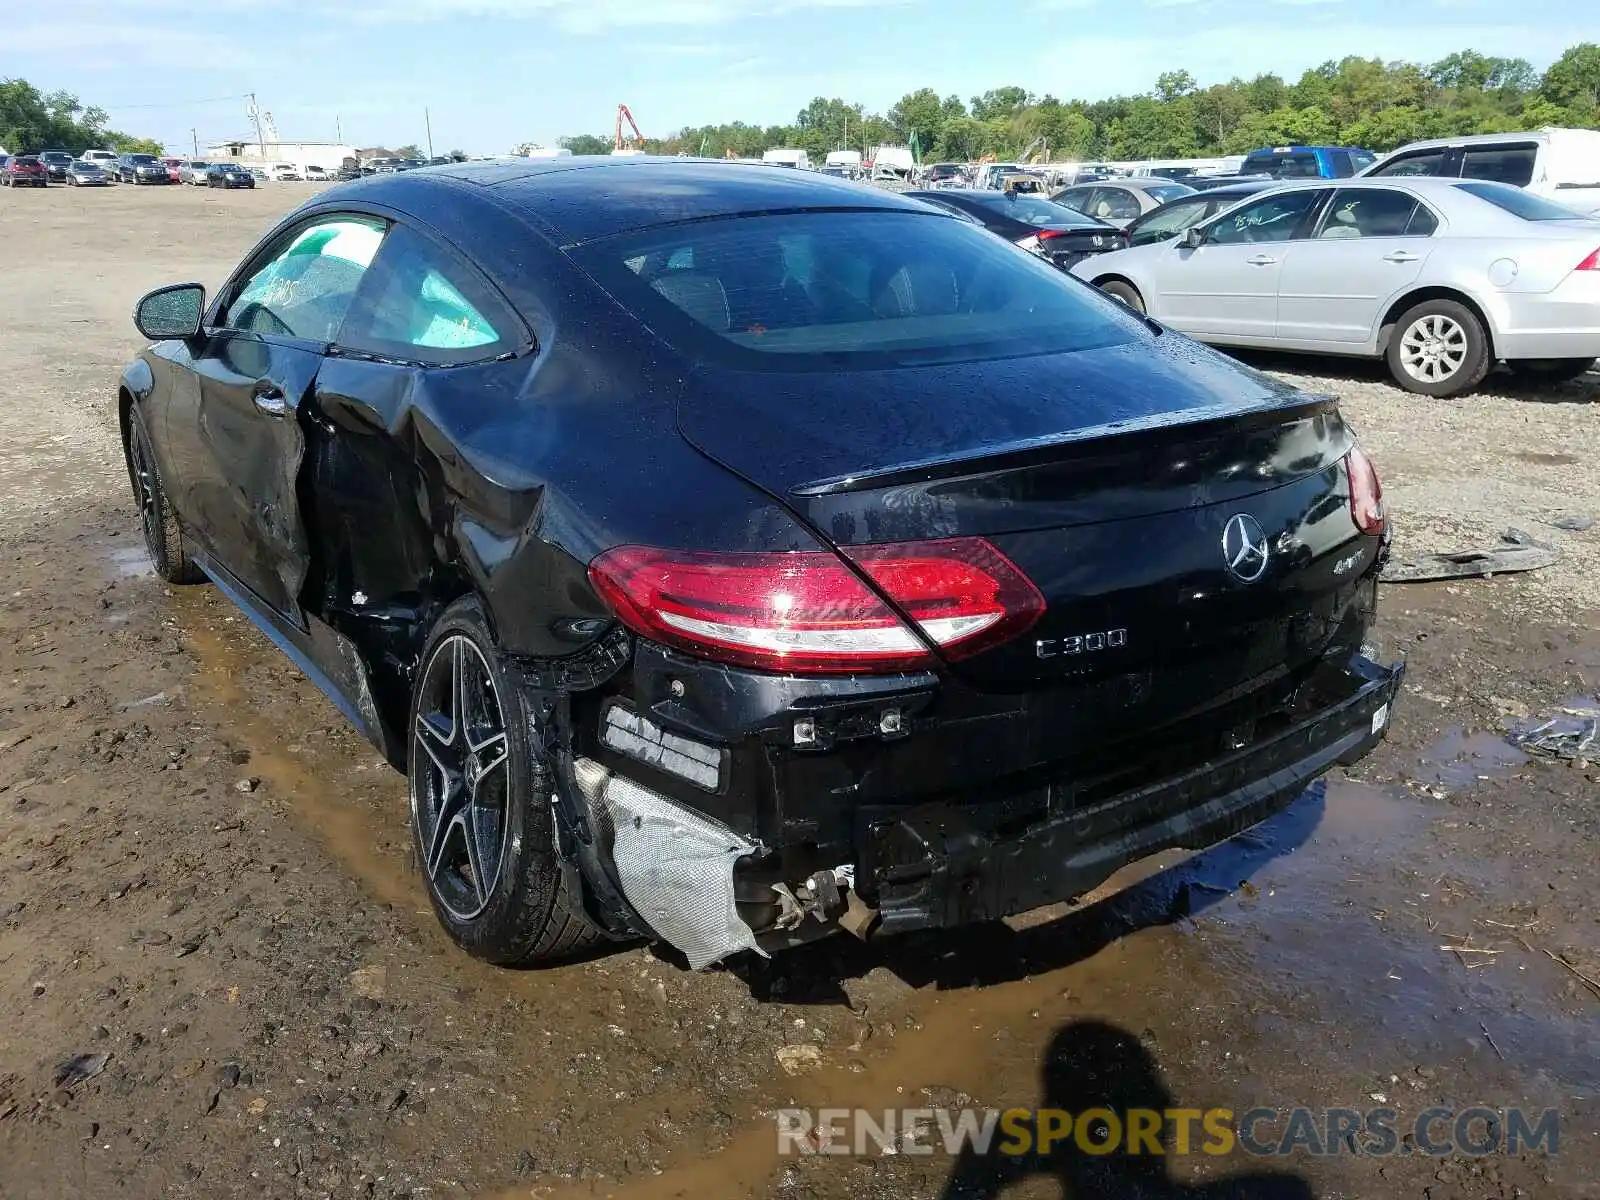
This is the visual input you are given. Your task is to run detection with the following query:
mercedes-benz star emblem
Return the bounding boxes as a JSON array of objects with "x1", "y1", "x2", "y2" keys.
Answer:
[{"x1": 1222, "y1": 513, "x2": 1270, "y2": 583}]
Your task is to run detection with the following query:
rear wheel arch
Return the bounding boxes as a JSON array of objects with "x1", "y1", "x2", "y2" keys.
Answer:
[{"x1": 1377, "y1": 286, "x2": 1496, "y2": 360}]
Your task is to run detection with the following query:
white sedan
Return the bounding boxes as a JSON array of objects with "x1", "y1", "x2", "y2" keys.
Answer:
[{"x1": 1071, "y1": 177, "x2": 1600, "y2": 396}]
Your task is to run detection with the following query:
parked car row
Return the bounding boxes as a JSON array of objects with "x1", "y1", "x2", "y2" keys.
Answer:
[
  {"x1": 1069, "y1": 176, "x2": 1600, "y2": 396},
  {"x1": 0, "y1": 151, "x2": 349, "y2": 191}
]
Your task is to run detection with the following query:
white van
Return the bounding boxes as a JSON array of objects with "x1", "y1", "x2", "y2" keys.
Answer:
[
  {"x1": 762, "y1": 148, "x2": 810, "y2": 171},
  {"x1": 1361, "y1": 128, "x2": 1600, "y2": 215}
]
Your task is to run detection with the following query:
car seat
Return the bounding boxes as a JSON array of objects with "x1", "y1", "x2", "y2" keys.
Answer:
[{"x1": 1319, "y1": 205, "x2": 1361, "y2": 238}]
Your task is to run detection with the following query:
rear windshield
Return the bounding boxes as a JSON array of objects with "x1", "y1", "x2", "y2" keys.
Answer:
[
  {"x1": 15, "y1": 156, "x2": 40, "y2": 165},
  {"x1": 961, "y1": 193, "x2": 1106, "y2": 229},
  {"x1": 1144, "y1": 183, "x2": 1197, "y2": 204},
  {"x1": 1454, "y1": 181, "x2": 1586, "y2": 221},
  {"x1": 575, "y1": 210, "x2": 1140, "y2": 371},
  {"x1": 1245, "y1": 151, "x2": 1320, "y2": 178}
]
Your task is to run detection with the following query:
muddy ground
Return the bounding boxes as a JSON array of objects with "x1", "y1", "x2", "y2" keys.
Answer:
[{"x1": 0, "y1": 183, "x2": 1596, "y2": 1200}]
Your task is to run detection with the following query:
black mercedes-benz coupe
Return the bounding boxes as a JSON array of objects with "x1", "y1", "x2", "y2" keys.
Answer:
[{"x1": 119, "y1": 157, "x2": 1402, "y2": 970}]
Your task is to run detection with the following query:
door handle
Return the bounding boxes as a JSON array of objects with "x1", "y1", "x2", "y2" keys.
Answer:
[
  {"x1": 1246, "y1": 255, "x2": 1279, "y2": 266},
  {"x1": 1382, "y1": 251, "x2": 1420, "y2": 263},
  {"x1": 251, "y1": 382, "x2": 288, "y2": 417}
]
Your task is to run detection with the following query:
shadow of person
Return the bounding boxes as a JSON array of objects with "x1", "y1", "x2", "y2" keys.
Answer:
[{"x1": 940, "y1": 1020, "x2": 1315, "y2": 1200}]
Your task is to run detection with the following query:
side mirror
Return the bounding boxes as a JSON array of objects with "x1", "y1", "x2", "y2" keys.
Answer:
[
  {"x1": 1181, "y1": 226, "x2": 1207, "y2": 249},
  {"x1": 134, "y1": 283, "x2": 205, "y2": 341}
]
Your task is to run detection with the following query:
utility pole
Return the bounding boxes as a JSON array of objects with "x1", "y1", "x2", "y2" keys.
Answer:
[
  {"x1": 248, "y1": 92, "x2": 265, "y2": 158},
  {"x1": 335, "y1": 114, "x2": 342, "y2": 143},
  {"x1": 191, "y1": 128, "x2": 198, "y2": 157},
  {"x1": 424, "y1": 107, "x2": 434, "y2": 160}
]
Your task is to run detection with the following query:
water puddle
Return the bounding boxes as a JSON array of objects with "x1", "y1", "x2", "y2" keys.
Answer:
[
  {"x1": 524, "y1": 777, "x2": 1596, "y2": 1199},
  {"x1": 104, "y1": 543, "x2": 154, "y2": 581},
  {"x1": 1415, "y1": 726, "x2": 1527, "y2": 791},
  {"x1": 175, "y1": 601, "x2": 419, "y2": 912}
]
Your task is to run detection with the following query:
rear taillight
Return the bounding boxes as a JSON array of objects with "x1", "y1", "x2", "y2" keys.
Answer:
[
  {"x1": 1576, "y1": 248, "x2": 1600, "y2": 271},
  {"x1": 1345, "y1": 445, "x2": 1384, "y2": 535},
  {"x1": 588, "y1": 538, "x2": 1045, "y2": 674},
  {"x1": 1036, "y1": 229, "x2": 1067, "y2": 241}
]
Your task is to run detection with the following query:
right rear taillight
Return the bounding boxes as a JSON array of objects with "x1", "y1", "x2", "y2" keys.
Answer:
[
  {"x1": 587, "y1": 538, "x2": 1044, "y2": 675},
  {"x1": 1576, "y1": 247, "x2": 1600, "y2": 271},
  {"x1": 1345, "y1": 445, "x2": 1385, "y2": 534}
]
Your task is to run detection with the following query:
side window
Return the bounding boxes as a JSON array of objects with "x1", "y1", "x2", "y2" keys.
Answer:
[
  {"x1": 1370, "y1": 149, "x2": 1448, "y2": 178},
  {"x1": 1206, "y1": 190, "x2": 1324, "y2": 245},
  {"x1": 1459, "y1": 144, "x2": 1537, "y2": 187},
  {"x1": 223, "y1": 216, "x2": 386, "y2": 341},
  {"x1": 1332, "y1": 150, "x2": 1355, "y2": 178},
  {"x1": 338, "y1": 225, "x2": 519, "y2": 364},
  {"x1": 1091, "y1": 188, "x2": 1142, "y2": 221},
  {"x1": 1314, "y1": 188, "x2": 1427, "y2": 238},
  {"x1": 1405, "y1": 204, "x2": 1439, "y2": 236}
]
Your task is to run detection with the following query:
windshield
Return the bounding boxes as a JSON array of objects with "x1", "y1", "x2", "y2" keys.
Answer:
[
  {"x1": 41, "y1": 152, "x2": 71, "y2": 162},
  {"x1": 575, "y1": 210, "x2": 1139, "y2": 372},
  {"x1": 128, "y1": 154, "x2": 158, "y2": 164},
  {"x1": 1129, "y1": 197, "x2": 1207, "y2": 244},
  {"x1": 1454, "y1": 181, "x2": 1589, "y2": 221}
]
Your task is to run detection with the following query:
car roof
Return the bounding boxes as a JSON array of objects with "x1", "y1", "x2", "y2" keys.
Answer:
[
  {"x1": 332, "y1": 156, "x2": 930, "y2": 244},
  {"x1": 1368, "y1": 129, "x2": 1559, "y2": 155}
]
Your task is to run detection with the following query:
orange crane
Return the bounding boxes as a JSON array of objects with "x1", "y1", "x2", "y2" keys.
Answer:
[{"x1": 614, "y1": 104, "x2": 644, "y2": 153}]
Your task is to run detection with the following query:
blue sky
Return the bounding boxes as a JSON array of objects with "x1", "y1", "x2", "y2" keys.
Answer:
[{"x1": 8, "y1": 0, "x2": 1588, "y2": 155}]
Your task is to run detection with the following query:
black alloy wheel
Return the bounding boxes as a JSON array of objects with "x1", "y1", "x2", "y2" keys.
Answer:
[
  {"x1": 125, "y1": 407, "x2": 204, "y2": 584},
  {"x1": 407, "y1": 600, "x2": 605, "y2": 964},
  {"x1": 411, "y1": 632, "x2": 513, "y2": 923}
]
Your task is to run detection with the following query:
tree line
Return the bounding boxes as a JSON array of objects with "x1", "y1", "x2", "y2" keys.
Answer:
[
  {"x1": 0, "y1": 79, "x2": 163, "y2": 156},
  {"x1": 561, "y1": 43, "x2": 1600, "y2": 163}
]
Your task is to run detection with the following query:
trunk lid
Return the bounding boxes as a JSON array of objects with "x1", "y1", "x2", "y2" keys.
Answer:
[{"x1": 678, "y1": 336, "x2": 1374, "y2": 698}]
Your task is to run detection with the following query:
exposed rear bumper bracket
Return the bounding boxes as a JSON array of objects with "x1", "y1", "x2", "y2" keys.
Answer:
[{"x1": 863, "y1": 654, "x2": 1405, "y2": 936}]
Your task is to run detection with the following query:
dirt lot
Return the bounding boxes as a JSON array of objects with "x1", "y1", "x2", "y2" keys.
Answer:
[{"x1": 1, "y1": 182, "x2": 1596, "y2": 1200}]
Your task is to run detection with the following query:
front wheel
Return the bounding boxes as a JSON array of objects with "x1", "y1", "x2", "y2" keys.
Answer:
[
  {"x1": 1098, "y1": 279, "x2": 1145, "y2": 313},
  {"x1": 1507, "y1": 357, "x2": 1596, "y2": 385},
  {"x1": 408, "y1": 599, "x2": 604, "y2": 965},
  {"x1": 1386, "y1": 299, "x2": 1490, "y2": 397},
  {"x1": 124, "y1": 406, "x2": 205, "y2": 584}
]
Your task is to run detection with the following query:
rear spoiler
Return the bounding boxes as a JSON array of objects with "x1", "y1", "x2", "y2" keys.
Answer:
[{"x1": 791, "y1": 392, "x2": 1341, "y2": 497}]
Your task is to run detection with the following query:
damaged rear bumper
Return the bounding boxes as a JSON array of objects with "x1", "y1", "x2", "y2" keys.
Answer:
[
  {"x1": 555, "y1": 642, "x2": 1403, "y2": 966},
  {"x1": 861, "y1": 654, "x2": 1404, "y2": 935}
]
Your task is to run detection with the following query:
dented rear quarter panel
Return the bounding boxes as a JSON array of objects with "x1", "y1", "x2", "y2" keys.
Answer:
[{"x1": 296, "y1": 177, "x2": 827, "y2": 661}]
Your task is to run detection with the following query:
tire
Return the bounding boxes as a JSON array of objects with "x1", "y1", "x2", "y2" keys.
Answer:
[
  {"x1": 124, "y1": 405, "x2": 205, "y2": 584},
  {"x1": 1507, "y1": 357, "x2": 1596, "y2": 385},
  {"x1": 408, "y1": 598, "x2": 604, "y2": 965},
  {"x1": 1099, "y1": 279, "x2": 1145, "y2": 313},
  {"x1": 1385, "y1": 299, "x2": 1490, "y2": 397}
]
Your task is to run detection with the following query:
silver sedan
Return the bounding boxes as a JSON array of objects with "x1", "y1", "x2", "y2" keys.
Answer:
[{"x1": 1071, "y1": 177, "x2": 1600, "y2": 395}]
